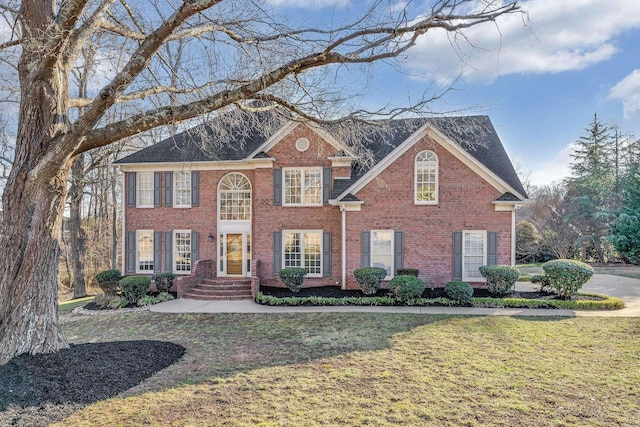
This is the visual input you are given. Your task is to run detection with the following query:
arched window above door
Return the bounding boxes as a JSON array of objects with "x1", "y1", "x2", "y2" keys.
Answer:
[{"x1": 218, "y1": 173, "x2": 251, "y2": 221}]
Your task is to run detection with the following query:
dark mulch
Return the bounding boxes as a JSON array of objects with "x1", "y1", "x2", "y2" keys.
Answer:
[
  {"x1": 0, "y1": 341, "x2": 185, "y2": 426},
  {"x1": 259, "y1": 285, "x2": 559, "y2": 300}
]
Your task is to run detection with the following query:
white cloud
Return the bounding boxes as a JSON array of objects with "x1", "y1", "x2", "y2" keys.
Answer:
[
  {"x1": 406, "y1": 0, "x2": 640, "y2": 83},
  {"x1": 528, "y1": 142, "x2": 575, "y2": 186},
  {"x1": 609, "y1": 69, "x2": 640, "y2": 119},
  {"x1": 266, "y1": 0, "x2": 349, "y2": 9}
]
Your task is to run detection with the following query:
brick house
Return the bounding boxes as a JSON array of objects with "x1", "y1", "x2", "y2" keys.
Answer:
[{"x1": 114, "y1": 111, "x2": 528, "y2": 299}]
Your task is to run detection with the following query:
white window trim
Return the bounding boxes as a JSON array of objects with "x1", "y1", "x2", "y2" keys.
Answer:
[
  {"x1": 173, "y1": 229, "x2": 192, "y2": 275},
  {"x1": 173, "y1": 171, "x2": 192, "y2": 208},
  {"x1": 371, "y1": 230, "x2": 394, "y2": 280},
  {"x1": 282, "y1": 230, "x2": 323, "y2": 278},
  {"x1": 136, "y1": 229, "x2": 154, "y2": 274},
  {"x1": 282, "y1": 167, "x2": 323, "y2": 207},
  {"x1": 136, "y1": 172, "x2": 154, "y2": 208},
  {"x1": 217, "y1": 172, "x2": 252, "y2": 222},
  {"x1": 462, "y1": 230, "x2": 487, "y2": 282},
  {"x1": 414, "y1": 150, "x2": 439, "y2": 205}
]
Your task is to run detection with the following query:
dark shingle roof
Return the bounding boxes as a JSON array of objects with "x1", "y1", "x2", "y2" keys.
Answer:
[
  {"x1": 116, "y1": 112, "x2": 527, "y2": 199},
  {"x1": 495, "y1": 192, "x2": 523, "y2": 202}
]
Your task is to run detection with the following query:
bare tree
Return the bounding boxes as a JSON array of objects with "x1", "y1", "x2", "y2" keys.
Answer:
[{"x1": 0, "y1": 0, "x2": 521, "y2": 363}]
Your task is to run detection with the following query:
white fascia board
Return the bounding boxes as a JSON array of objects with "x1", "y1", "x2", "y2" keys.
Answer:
[
  {"x1": 116, "y1": 158, "x2": 274, "y2": 172},
  {"x1": 335, "y1": 123, "x2": 528, "y2": 202}
]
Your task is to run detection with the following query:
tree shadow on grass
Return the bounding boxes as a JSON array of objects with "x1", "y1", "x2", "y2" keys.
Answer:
[{"x1": 0, "y1": 340, "x2": 185, "y2": 411}]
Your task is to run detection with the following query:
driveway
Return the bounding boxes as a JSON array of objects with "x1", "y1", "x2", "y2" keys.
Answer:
[{"x1": 574, "y1": 274, "x2": 640, "y2": 317}]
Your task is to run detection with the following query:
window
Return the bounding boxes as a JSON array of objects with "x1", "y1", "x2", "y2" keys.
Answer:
[
  {"x1": 283, "y1": 230, "x2": 322, "y2": 276},
  {"x1": 137, "y1": 172, "x2": 154, "y2": 207},
  {"x1": 415, "y1": 150, "x2": 438, "y2": 204},
  {"x1": 283, "y1": 168, "x2": 322, "y2": 206},
  {"x1": 463, "y1": 231, "x2": 486, "y2": 280},
  {"x1": 371, "y1": 230, "x2": 394, "y2": 278},
  {"x1": 136, "y1": 230, "x2": 154, "y2": 273},
  {"x1": 174, "y1": 171, "x2": 191, "y2": 207},
  {"x1": 174, "y1": 230, "x2": 191, "y2": 274},
  {"x1": 219, "y1": 173, "x2": 251, "y2": 221}
]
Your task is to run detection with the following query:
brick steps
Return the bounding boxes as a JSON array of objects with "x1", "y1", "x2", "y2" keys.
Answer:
[{"x1": 182, "y1": 279, "x2": 253, "y2": 300}]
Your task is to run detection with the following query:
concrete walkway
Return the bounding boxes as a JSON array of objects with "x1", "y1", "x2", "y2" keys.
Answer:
[{"x1": 150, "y1": 274, "x2": 640, "y2": 317}]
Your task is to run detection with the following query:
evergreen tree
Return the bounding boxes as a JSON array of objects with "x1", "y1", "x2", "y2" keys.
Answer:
[{"x1": 611, "y1": 164, "x2": 640, "y2": 264}]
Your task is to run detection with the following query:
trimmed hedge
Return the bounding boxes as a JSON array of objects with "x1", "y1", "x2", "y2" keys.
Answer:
[
  {"x1": 479, "y1": 265, "x2": 520, "y2": 297},
  {"x1": 444, "y1": 281, "x2": 473, "y2": 304},
  {"x1": 95, "y1": 269, "x2": 122, "y2": 284},
  {"x1": 279, "y1": 267, "x2": 307, "y2": 292},
  {"x1": 119, "y1": 275, "x2": 151, "y2": 303},
  {"x1": 472, "y1": 293, "x2": 624, "y2": 310},
  {"x1": 154, "y1": 273, "x2": 175, "y2": 293},
  {"x1": 353, "y1": 267, "x2": 387, "y2": 295},
  {"x1": 396, "y1": 268, "x2": 419, "y2": 277},
  {"x1": 542, "y1": 259, "x2": 594, "y2": 299},
  {"x1": 388, "y1": 275, "x2": 426, "y2": 303}
]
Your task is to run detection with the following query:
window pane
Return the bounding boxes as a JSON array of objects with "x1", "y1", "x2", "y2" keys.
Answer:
[
  {"x1": 304, "y1": 232, "x2": 321, "y2": 275},
  {"x1": 304, "y1": 170, "x2": 322, "y2": 205},
  {"x1": 175, "y1": 172, "x2": 191, "y2": 206},
  {"x1": 371, "y1": 230, "x2": 393, "y2": 276},
  {"x1": 175, "y1": 232, "x2": 191, "y2": 272},
  {"x1": 284, "y1": 232, "x2": 301, "y2": 268},
  {"x1": 137, "y1": 173, "x2": 154, "y2": 207},
  {"x1": 416, "y1": 151, "x2": 437, "y2": 202},
  {"x1": 464, "y1": 232, "x2": 484, "y2": 279},
  {"x1": 219, "y1": 174, "x2": 251, "y2": 220},
  {"x1": 137, "y1": 231, "x2": 154, "y2": 272},
  {"x1": 284, "y1": 170, "x2": 301, "y2": 204}
]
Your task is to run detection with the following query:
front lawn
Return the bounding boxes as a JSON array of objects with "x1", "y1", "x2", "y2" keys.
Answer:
[{"x1": 3, "y1": 311, "x2": 637, "y2": 426}]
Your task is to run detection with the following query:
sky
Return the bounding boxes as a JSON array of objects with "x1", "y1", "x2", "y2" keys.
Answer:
[{"x1": 269, "y1": 0, "x2": 640, "y2": 188}]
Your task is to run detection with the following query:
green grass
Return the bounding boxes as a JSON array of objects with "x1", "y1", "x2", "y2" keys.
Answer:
[
  {"x1": 53, "y1": 312, "x2": 640, "y2": 426},
  {"x1": 58, "y1": 296, "x2": 94, "y2": 314}
]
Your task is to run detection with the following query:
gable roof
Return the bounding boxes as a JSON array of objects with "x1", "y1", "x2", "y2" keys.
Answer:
[{"x1": 115, "y1": 111, "x2": 527, "y2": 200}]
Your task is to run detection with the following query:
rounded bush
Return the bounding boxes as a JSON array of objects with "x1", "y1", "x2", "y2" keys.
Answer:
[
  {"x1": 119, "y1": 275, "x2": 151, "y2": 303},
  {"x1": 479, "y1": 265, "x2": 520, "y2": 297},
  {"x1": 388, "y1": 275, "x2": 425, "y2": 303},
  {"x1": 444, "y1": 281, "x2": 474, "y2": 304},
  {"x1": 542, "y1": 259, "x2": 594, "y2": 299},
  {"x1": 396, "y1": 268, "x2": 419, "y2": 277},
  {"x1": 94, "y1": 269, "x2": 122, "y2": 296},
  {"x1": 154, "y1": 273, "x2": 175, "y2": 293},
  {"x1": 530, "y1": 274, "x2": 552, "y2": 292},
  {"x1": 353, "y1": 267, "x2": 387, "y2": 295},
  {"x1": 279, "y1": 267, "x2": 307, "y2": 292}
]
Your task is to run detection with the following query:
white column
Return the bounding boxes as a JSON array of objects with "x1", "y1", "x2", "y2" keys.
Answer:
[
  {"x1": 511, "y1": 209, "x2": 516, "y2": 266},
  {"x1": 121, "y1": 169, "x2": 126, "y2": 273},
  {"x1": 341, "y1": 205, "x2": 347, "y2": 290}
]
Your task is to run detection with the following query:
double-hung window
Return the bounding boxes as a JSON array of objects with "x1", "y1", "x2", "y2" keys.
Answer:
[
  {"x1": 137, "y1": 172, "x2": 154, "y2": 207},
  {"x1": 283, "y1": 168, "x2": 322, "y2": 206},
  {"x1": 136, "y1": 230, "x2": 154, "y2": 273},
  {"x1": 415, "y1": 150, "x2": 438, "y2": 204},
  {"x1": 174, "y1": 171, "x2": 192, "y2": 207},
  {"x1": 174, "y1": 230, "x2": 192, "y2": 274},
  {"x1": 283, "y1": 230, "x2": 322, "y2": 276},
  {"x1": 463, "y1": 230, "x2": 486, "y2": 281},
  {"x1": 371, "y1": 230, "x2": 394, "y2": 278}
]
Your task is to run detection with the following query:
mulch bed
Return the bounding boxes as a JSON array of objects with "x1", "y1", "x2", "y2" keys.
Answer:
[{"x1": 0, "y1": 341, "x2": 185, "y2": 427}]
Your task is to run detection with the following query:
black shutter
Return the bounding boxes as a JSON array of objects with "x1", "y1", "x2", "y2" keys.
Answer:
[
  {"x1": 487, "y1": 231, "x2": 498, "y2": 266},
  {"x1": 273, "y1": 231, "x2": 282, "y2": 274},
  {"x1": 191, "y1": 231, "x2": 200, "y2": 264},
  {"x1": 361, "y1": 231, "x2": 370, "y2": 267},
  {"x1": 394, "y1": 231, "x2": 404, "y2": 274},
  {"x1": 191, "y1": 171, "x2": 200, "y2": 207},
  {"x1": 453, "y1": 231, "x2": 462, "y2": 281},
  {"x1": 164, "y1": 172, "x2": 173, "y2": 207},
  {"x1": 126, "y1": 231, "x2": 135, "y2": 274},
  {"x1": 323, "y1": 231, "x2": 332, "y2": 277},
  {"x1": 126, "y1": 172, "x2": 136, "y2": 207},
  {"x1": 154, "y1": 172, "x2": 162, "y2": 207},
  {"x1": 164, "y1": 231, "x2": 173, "y2": 273},
  {"x1": 323, "y1": 167, "x2": 331, "y2": 205},
  {"x1": 273, "y1": 168, "x2": 282, "y2": 206},
  {"x1": 153, "y1": 231, "x2": 162, "y2": 273}
]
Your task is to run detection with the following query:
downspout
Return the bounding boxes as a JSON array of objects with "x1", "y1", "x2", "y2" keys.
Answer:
[{"x1": 341, "y1": 204, "x2": 346, "y2": 290}]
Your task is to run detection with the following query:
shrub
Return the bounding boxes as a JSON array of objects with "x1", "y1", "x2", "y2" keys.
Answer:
[
  {"x1": 157, "y1": 292, "x2": 175, "y2": 302},
  {"x1": 94, "y1": 269, "x2": 122, "y2": 296},
  {"x1": 353, "y1": 267, "x2": 387, "y2": 295},
  {"x1": 388, "y1": 275, "x2": 425, "y2": 303},
  {"x1": 154, "y1": 273, "x2": 175, "y2": 293},
  {"x1": 530, "y1": 274, "x2": 553, "y2": 292},
  {"x1": 110, "y1": 297, "x2": 130, "y2": 309},
  {"x1": 279, "y1": 267, "x2": 307, "y2": 292},
  {"x1": 396, "y1": 268, "x2": 419, "y2": 277},
  {"x1": 444, "y1": 281, "x2": 474, "y2": 304},
  {"x1": 479, "y1": 265, "x2": 520, "y2": 297},
  {"x1": 119, "y1": 275, "x2": 151, "y2": 303},
  {"x1": 542, "y1": 259, "x2": 594, "y2": 299},
  {"x1": 138, "y1": 295, "x2": 160, "y2": 306},
  {"x1": 94, "y1": 295, "x2": 129, "y2": 309}
]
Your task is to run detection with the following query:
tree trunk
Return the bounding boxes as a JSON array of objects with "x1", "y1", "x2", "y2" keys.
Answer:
[{"x1": 69, "y1": 154, "x2": 87, "y2": 299}]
